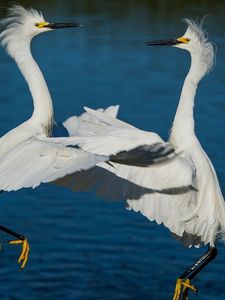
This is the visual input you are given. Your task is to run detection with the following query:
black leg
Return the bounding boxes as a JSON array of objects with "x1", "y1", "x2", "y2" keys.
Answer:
[
  {"x1": 172, "y1": 246, "x2": 218, "y2": 300},
  {"x1": 180, "y1": 246, "x2": 218, "y2": 281},
  {"x1": 0, "y1": 225, "x2": 25, "y2": 241}
]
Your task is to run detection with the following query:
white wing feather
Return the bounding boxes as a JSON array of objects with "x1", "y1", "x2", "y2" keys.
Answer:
[
  {"x1": 51, "y1": 107, "x2": 172, "y2": 159},
  {"x1": 63, "y1": 105, "x2": 119, "y2": 137},
  {"x1": 56, "y1": 161, "x2": 200, "y2": 245},
  {"x1": 61, "y1": 107, "x2": 195, "y2": 190},
  {"x1": 57, "y1": 106, "x2": 203, "y2": 247},
  {"x1": 0, "y1": 137, "x2": 107, "y2": 191}
]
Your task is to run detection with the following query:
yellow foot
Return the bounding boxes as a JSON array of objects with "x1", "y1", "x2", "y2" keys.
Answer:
[
  {"x1": 8, "y1": 238, "x2": 30, "y2": 270},
  {"x1": 172, "y1": 278, "x2": 197, "y2": 300}
]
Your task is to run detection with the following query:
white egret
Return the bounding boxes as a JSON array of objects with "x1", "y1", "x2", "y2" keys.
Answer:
[
  {"x1": 0, "y1": 5, "x2": 109, "y2": 270},
  {"x1": 58, "y1": 20, "x2": 225, "y2": 299}
]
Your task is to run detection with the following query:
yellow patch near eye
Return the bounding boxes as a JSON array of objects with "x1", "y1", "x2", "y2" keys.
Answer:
[
  {"x1": 177, "y1": 37, "x2": 190, "y2": 44},
  {"x1": 35, "y1": 21, "x2": 49, "y2": 28}
]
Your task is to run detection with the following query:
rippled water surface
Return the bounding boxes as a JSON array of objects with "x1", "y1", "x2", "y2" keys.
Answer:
[{"x1": 0, "y1": 1, "x2": 225, "y2": 299}]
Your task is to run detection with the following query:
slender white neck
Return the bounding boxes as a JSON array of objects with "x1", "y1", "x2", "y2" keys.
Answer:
[
  {"x1": 12, "y1": 38, "x2": 54, "y2": 133},
  {"x1": 169, "y1": 53, "x2": 206, "y2": 147}
]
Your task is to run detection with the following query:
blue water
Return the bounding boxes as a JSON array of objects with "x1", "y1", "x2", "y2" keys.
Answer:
[{"x1": 0, "y1": 1, "x2": 225, "y2": 299}]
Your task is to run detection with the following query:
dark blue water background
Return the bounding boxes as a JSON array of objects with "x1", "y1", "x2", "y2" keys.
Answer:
[{"x1": 0, "y1": 1, "x2": 225, "y2": 299}]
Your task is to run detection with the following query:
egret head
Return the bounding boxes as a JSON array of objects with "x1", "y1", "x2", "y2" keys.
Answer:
[
  {"x1": 0, "y1": 5, "x2": 81, "y2": 54},
  {"x1": 146, "y1": 19, "x2": 215, "y2": 75}
]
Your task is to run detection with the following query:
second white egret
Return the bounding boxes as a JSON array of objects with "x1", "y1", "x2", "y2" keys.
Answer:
[{"x1": 60, "y1": 19, "x2": 224, "y2": 299}]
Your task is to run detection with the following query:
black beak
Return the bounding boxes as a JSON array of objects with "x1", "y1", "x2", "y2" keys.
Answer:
[
  {"x1": 46, "y1": 22, "x2": 82, "y2": 29},
  {"x1": 145, "y1": 39, "x2": 182, "y2": 46}
]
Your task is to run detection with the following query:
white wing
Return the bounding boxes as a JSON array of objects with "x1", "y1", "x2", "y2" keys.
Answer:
[
  {"x1": 0, "y1": 137, "x2": 107, "y2": 192},
  {"x1": 52, "y1": 107, "x2": 176, "y2": 164},
  {"x1": 56, "y1": 160, "x2": 200, "y2": 246},
  {"x1": 55, "y1": 155, "x2": 200, "y2": 246},
  {"x1": 63, "y1": 105, "x2": 120, "y2": 137},
  {"x1": 61, "y1": 107, "x2": 195, "y2": 190},
  {"x1": 57, "y1": 106, "x2": 202, "y2": 247},
  {"x1": 75, "y1": 107, "x2": 169, "y2": 156}
]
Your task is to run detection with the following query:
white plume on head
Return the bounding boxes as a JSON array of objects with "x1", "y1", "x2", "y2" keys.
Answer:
[
  {"x1": 0, "y1": 4, "x2": 46, "y2": 59},
  {"x1": 183, "y1": 18, "x2": 215, "y2": 75}
]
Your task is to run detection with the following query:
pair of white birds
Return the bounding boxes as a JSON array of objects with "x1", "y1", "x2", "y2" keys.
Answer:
[{"x1": 0, "y1": 4, "x2": 224, "y2": 300}]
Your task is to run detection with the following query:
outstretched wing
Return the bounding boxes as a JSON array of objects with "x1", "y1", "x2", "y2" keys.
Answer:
[
  {"x1": 0, "y1": 137, "x2": 107, "y2": 192},
  {"x1": 56, "y1": 158, "x2": 199, "y2": 246},
  {"x1": 57, "y1": 106, "x2": 201, "y2": 247},
  {"x1": 59, "y1": 107, "x2": 176, "y2": 164},
  {"x1": 58, "y1": 106, "x2": 196, "y2": 191}
]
